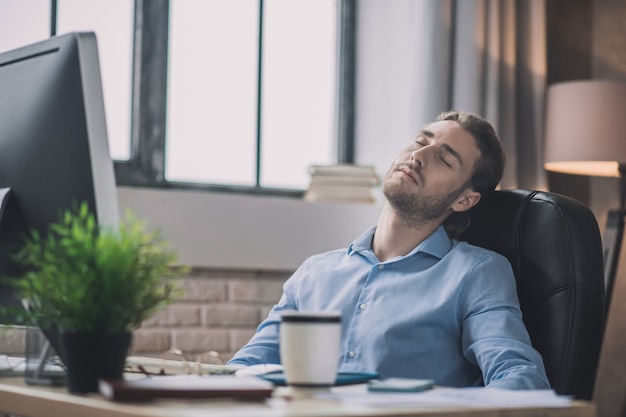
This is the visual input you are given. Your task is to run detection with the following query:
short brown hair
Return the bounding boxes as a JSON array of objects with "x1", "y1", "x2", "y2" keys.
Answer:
[
  {"x1": 437, "y1": 111, "x2": 505, "y2": 238},
  {"x1": 437, "y1": 110, "x2": 505, "y2": 197}
]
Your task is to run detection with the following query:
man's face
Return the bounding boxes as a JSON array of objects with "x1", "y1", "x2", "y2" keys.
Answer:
[{"x1": 382, "y1": 120, "x2": 482, "y2": 225}]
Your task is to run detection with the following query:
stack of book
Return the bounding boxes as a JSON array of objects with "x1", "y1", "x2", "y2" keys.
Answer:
[{"x1": 304, "y1": 164, "x2": 380, "y2": 204}]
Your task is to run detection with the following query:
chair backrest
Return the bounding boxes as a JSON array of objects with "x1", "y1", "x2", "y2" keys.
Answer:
[{"x1": 458, "y1": 189, "x2": 605, "y2": 399}]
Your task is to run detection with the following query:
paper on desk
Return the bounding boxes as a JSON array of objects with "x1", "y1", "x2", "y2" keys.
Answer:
[{"x1": 315, "y1": 385, "x2": 573, "y2": 408}]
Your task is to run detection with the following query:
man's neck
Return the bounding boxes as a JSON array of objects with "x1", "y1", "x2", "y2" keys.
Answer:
[{"x1": 372, "y1": 203, "x2": 442, "y2": 262}]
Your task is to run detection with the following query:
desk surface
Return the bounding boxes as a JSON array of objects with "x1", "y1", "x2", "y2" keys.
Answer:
[{"x1": 0, "y1": 377, "x2": 597, "y2": 417}]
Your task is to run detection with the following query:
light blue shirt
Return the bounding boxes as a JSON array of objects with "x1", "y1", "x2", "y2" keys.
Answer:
[{"x1": 228, "y1": 225, "x2": 550, "y2": 390}]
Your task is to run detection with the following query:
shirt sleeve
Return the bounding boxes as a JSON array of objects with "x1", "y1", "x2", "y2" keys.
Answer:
[
  {"x1": 226, "y1": 260, "x2": 306, "y2": 366},
  {"x1": 459, "y1": 252, "x2": 551, "y2": 390}
]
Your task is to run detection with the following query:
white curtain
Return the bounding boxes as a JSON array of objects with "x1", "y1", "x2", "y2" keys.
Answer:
[{"x1": 355, "y1": 0, "x2": 547, "y2": 190}]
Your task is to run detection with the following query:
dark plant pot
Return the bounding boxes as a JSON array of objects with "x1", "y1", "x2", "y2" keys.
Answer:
[{"x1": 60, "y1": 331, "x2": 132, "y2": 394}]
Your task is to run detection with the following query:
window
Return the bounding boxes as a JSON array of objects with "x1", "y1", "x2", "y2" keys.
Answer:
[
  {"x1": 56, "y1": 0, "x2": 134, "y2": 161},
  {"x1": 165, "y1": 0, "x2": 260, "y2": 187},
  {"x1": 0, "y1": 0, "x2": 50, "y2": 53},
  {"x1": 166, "y1": 0, "x2": 338, "y2": 190},
  {"x1": 260, "y1": 0, "x2": 338, "y2": 189},
  {"x1": 1, "y1": 0, "x2": 356, "y2": 196}
]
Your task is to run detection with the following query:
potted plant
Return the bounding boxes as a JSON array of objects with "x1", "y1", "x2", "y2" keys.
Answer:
[{"x1": 8, "y1": 202, "x2": 186, "y2": 394}]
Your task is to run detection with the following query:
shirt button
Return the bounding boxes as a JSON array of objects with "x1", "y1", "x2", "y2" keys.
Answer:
[
  {"x1": 378, "y1": 264, "x2": 384, "y2": 270},
  {"x1": 359, "y1": 303, "x2": 367, "y2": 310},
  {"x1": 348, "y1": 351, "x2": 356, "y2": 358}
]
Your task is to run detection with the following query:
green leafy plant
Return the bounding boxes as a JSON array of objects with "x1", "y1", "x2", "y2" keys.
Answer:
[{"x1": 8, "y1": 202, "x2": 186, "y2": 333}]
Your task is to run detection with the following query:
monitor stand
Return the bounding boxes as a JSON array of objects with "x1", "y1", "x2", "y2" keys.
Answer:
[
  {"x1": 0, "y1": 189, "x2": 66, "y2": 385},
  {"x1": 24, "y1": 327, "x2": 66, "y2": 386},
  {"x1": 0, "y1": 188, "x2": 11, "y2": 213}
]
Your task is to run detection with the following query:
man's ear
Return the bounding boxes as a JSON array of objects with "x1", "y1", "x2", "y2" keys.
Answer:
[{"x1": 452, "y1": 189, "x2": 481, "y2": 213}]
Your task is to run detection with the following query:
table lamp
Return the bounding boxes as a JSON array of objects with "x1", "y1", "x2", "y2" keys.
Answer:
[{"x1": 544, "y1": 79, "x2": 626, "y2": 312}]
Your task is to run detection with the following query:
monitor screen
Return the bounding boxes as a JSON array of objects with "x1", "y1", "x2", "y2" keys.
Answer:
[{"x1": 0, "y1": 32, "x2": 119, "y2": 324}]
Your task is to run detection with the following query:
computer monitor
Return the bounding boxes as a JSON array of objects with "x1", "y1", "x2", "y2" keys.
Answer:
[{"x1": 0, "y1": 32, "x2": 119, "y2": 324}]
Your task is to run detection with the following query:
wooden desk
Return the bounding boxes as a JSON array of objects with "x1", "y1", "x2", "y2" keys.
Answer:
[{"x1": 0, "y1": 377, "x2": 597, "y2": 417}]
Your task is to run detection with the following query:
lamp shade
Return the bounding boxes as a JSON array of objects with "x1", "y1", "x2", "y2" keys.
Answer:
[{"x1": 544, "y1": 80, "x2": 626, "y2": 177}]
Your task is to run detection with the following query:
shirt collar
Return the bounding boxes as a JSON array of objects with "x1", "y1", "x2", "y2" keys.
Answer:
[{"x1": 348, "y1": 224, "x2": 452, "y2": 260}]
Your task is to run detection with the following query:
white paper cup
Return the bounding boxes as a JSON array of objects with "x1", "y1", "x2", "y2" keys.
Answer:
[{"x1": 279, "y1": 310, "x2": 342, "y2": 387}]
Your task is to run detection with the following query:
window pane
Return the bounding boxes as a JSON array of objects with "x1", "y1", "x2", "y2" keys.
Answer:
[
  {"x1": 165, "y1": 0, "x2": 259, "y2": 186},
  {"x1": 261, "y1": 0, "x2": 337, "y2": 189},
  {"x1": 56, "y1": 0, "x2": 134, "y2": 161},
  {"x1": 0, "y1": 0, "x2": 50, "y2": 53}
]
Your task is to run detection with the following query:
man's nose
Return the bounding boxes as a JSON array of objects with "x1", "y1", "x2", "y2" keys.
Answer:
[{"x1": 410, "y1": 148, "x2": 426, "y2": 168}]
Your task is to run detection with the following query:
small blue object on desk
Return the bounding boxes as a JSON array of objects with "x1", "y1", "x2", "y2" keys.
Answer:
[{"x1": 259, "y1": 371, "x2": 379, "y2": 387}]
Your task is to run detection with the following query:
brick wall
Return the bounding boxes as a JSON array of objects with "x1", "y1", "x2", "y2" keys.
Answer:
[
  {"x1": 130, "y1": 267, "x2": 292, "y2": 364},
  {"x1": 0, "y1": 326, "x2": 27, "y2": 356},
  {"x1": 0, "y1": 267, "x2": 292, "y2": 365}
]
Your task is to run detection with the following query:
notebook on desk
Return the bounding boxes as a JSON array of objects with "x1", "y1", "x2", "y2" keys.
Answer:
[{"x1": 98, "y1": 374, "x2": 274, "y2": 402}]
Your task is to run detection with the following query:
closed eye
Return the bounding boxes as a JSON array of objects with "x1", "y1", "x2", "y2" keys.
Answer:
[{"x1": 440, "y1": 157, "x2": 452, "y2": 168}]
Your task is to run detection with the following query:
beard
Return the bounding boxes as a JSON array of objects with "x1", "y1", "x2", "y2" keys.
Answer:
[{"x1": 382, "y1": 168, "x2": 465, "y2": 228}]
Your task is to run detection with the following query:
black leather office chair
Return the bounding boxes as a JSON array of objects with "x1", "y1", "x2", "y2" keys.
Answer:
[{"x1": 457, "y1": 189, "x2": 605, "y2": 399}]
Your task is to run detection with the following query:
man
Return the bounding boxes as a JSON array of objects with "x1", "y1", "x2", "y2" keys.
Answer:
[{"x1": 228, "y1": 111, "x2": 550, "y2": 390}]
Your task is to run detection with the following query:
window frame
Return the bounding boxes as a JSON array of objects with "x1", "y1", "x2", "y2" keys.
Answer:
[{"x1": 113, "y1": 0, "x2": 356, "y2": 197}]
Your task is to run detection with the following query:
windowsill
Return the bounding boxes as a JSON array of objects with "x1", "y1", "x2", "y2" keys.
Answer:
[{"x1": 117, "y1": 186, "x2": 383, "y2": 271}]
